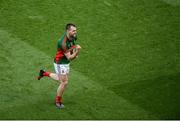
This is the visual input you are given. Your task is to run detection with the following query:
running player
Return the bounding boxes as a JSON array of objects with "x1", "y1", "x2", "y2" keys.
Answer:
[{"x1": 38, "y1": 23, "x2": 81, "y2": 109}]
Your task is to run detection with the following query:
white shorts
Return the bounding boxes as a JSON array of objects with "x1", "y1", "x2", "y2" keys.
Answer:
[{"x1": 54, "y1": 63, "x2": 70, "y2": 75}]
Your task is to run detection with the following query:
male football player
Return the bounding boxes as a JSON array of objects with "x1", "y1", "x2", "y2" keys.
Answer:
[{"x1": 38, "y1": 23, "x2": 81, "y2": 109}]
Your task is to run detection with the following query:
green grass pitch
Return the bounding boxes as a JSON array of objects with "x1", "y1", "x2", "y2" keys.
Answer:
[{"x1": 0, "y1": 0, "x2": 180, "y2": 119}]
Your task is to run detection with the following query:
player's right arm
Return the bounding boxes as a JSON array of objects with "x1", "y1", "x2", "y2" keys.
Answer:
[{"x1": 64, "y1": 45, "x2": 81, "y2": 61}]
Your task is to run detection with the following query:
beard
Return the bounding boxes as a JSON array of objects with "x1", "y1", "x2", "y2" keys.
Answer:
[
  {"x1": 69, "y1": 34, "x2": 76, "y2": 39},
  {"x1": 72, "y1": 34, "x2": 76, "y2": 38}
]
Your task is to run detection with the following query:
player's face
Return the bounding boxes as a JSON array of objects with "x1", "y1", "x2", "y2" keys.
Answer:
[{"x1": 68, "y1": 26, "x2": 77, "y2": 38}]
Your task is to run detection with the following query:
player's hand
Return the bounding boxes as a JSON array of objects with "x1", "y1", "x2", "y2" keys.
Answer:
[{"x1": 76, "y1": 45, "x2": 81, "y2": 51}]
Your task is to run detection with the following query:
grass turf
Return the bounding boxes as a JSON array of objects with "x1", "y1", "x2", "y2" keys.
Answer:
[{"x1": 0, "y1": 0, "x2": 180, "y2": 119}]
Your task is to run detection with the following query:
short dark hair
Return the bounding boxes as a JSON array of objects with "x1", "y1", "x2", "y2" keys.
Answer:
[{"x1": 65, "y1": 23, "x2": 76, "y2": 30}]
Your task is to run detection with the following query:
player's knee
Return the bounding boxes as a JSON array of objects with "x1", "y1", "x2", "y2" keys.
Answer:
[
  {"x1": 61, "y1": 77, "x2": 68, "y2": 82},
  {"x1": 61, "y1": 80, "x2": 68, "y2": 87},
  {"x1": 61, "y1": 77, "x2": 68, "y2": 84},
  {"x1": 64, "y1": 81, "x2": 68, "y2": 86}
]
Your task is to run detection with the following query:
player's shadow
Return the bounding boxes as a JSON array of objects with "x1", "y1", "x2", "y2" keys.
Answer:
[{"x1": 111, "y1": 73, "x2": 180, "y2": 119}]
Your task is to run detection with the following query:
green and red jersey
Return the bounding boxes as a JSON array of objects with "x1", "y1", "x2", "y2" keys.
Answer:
[{"x1": 54, "y1": 32, "x2": 77, "y2": 64}]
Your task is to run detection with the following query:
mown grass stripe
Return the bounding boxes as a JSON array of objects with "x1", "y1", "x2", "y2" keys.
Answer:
[{"x1": 0, "y1": 29, "x2": 154, "y2": 119}]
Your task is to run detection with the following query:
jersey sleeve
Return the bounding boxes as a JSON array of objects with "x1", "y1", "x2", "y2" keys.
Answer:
[
  {"x1": 61, "y1": 41, "x2": 68, "y2": 53},
  {"x1": 57, "y1": 35, "x2": 68, "y2": 53}
]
